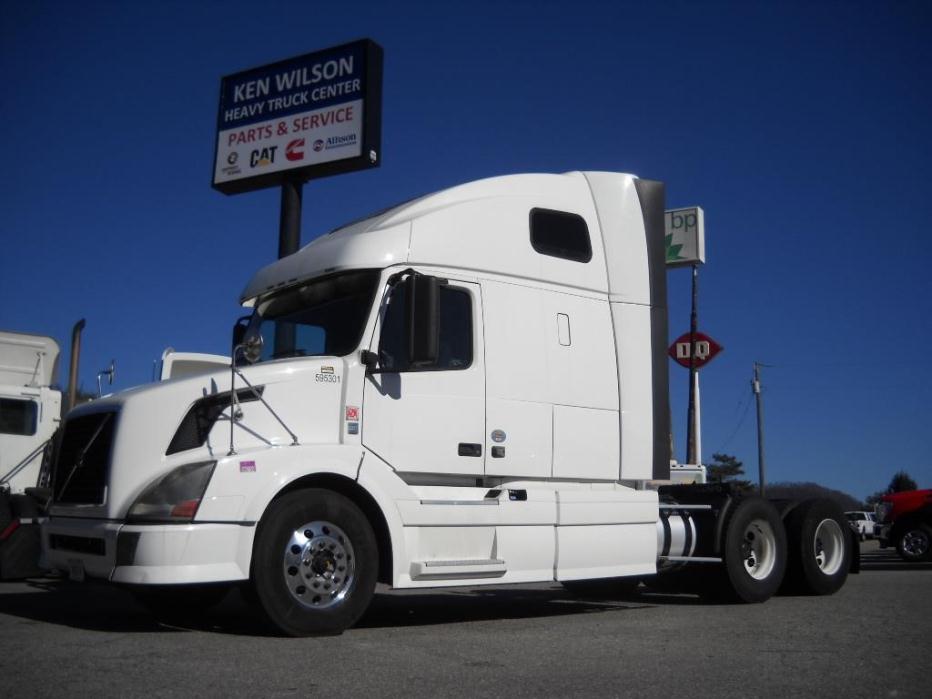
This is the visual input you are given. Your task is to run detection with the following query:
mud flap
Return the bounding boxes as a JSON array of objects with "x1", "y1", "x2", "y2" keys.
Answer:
[{"x1": 0, "y1": 491, "x2": 45, "y2": 580}]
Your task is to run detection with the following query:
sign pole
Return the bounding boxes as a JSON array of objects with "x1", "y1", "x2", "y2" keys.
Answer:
[
  {"x1": 278, "y1": 178, "x2": 303, "y2": 258},
  {"x1": 272, "y1": 178, "x2": 303, "y2": 357},
  {"x1": 693, "y1": 370, "x2": 701, "y2": 464},
  {"x1": 686, "y1": 263, "x2": 699, "y2": 464}
]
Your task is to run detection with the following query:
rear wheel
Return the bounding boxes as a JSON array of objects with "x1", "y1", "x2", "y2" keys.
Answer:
[
  {"x1": 896, "y1": 523, "x2": 932, "y2": 562},
  {"x1": 250, "y1": 489, "x2": 377, "y2": 636},
  {"x1": 705, "y1": 497, "x2": 787, "y2": 603},
  {"x1": 782, "y1": 499, "x2": 850, "y2": 595}
]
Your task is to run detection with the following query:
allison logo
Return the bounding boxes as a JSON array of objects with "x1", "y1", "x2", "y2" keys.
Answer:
[{"x1": 312, "y1": 139, "x2": 325, "y2": 152}]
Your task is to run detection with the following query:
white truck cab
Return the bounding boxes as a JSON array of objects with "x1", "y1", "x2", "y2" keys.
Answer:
[
  {"x1": 41, "y1": 172, "x2": 853, "y2": 634},
  {"x1": 1, "y1": 331, "x2": 61, "y2": 578},
  {"x1": 0, "y1": 331, "x2": 61, "y2": 495}
]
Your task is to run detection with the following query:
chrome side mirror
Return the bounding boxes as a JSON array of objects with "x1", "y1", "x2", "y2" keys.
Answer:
[
  {"x1": 96, "y1": 360, "x2": 115, "y2": 397},
  {"x1": 241, "y1": 330, "x2": 264, "y2": 364}
]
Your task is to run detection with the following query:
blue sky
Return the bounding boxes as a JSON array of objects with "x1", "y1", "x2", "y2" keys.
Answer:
[{"x1": 1, "y1": 1, "x2": 929, "y2": 500}]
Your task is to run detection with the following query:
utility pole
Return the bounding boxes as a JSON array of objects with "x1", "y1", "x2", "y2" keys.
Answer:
[{"x1": 752, "y1": 362, "x2": 768, "y2": 496}]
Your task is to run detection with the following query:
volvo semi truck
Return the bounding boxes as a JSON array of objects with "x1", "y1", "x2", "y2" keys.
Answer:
[{"x1": 41, "y1": 172, "x2": 854, "y2": 635}]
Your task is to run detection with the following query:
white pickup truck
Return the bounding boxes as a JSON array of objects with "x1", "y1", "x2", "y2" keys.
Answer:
[{"x1": 845, "y1": 511, "x2": 876, "y2": 540}]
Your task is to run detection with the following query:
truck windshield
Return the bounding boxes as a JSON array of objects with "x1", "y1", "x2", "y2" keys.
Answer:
[{"x1": 247, "y1": 269, "x2": 381, "y2": 362}]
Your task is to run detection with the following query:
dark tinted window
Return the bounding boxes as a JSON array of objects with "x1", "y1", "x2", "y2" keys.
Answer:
[
  {"x1": 379, "y1": 284, "x2": 472, "y2": 372},
  {"x1": 530, "y1": 208, "x2": 592, "y2": 263},
  {"x1": 0, "y1": 398, "x2": 37, "y2": 436}
]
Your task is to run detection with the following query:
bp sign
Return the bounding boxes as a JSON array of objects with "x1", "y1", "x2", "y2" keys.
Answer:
[
  {"x1": 668, "y1": 331, "x2": 723, "y2": 369},
  {"x1": 212, "y1": 39, "x2": 383, "y2": 195},
  {"x1": 665, "y1": 206, "x2": 705, "y2": 267}
]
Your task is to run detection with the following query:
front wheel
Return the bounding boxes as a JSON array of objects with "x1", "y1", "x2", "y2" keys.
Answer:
[
  {"x1": 896, "y1": 523, "x2": 932, "y2": 562},
  {"x1": 250, "y1": 489, "x2": 378, "y2": 636}
]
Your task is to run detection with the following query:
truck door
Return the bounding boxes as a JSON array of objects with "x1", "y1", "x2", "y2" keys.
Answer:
[{"x1": 362, "y1": 278, "x2": 485, "y2": 476}]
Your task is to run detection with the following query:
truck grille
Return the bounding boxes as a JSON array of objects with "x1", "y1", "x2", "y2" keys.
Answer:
[{"x1": 52, "y1": 412, "x2": 117, "y2": 505}]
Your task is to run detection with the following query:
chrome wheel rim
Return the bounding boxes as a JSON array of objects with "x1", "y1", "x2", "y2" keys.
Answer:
[
  {"x1": 283, "y1": 520, "x2": 355, "y2": 609},
  {"x1": 813, "y1": 518, "x2": 845, "y2": 575},
  {"x1": 903, "y1": 529, "x2": 930, "y2": 557},
  {"x1": 741, "y1": 518, "x2": 777, "y2": 580}
]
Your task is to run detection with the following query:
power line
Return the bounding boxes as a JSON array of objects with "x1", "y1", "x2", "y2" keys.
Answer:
[{"x1": 714, "y1": 394, "x2": 752, "y2": 453}]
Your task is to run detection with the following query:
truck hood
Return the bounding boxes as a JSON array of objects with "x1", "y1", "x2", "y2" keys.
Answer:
[{"x1": 52, "y1": 357, "x2": 345, "y2": 518}]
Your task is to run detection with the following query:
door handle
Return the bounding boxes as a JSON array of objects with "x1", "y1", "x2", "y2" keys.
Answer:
[{"x1": 457, "y1": 443, "x2": 482, "y2": 457}]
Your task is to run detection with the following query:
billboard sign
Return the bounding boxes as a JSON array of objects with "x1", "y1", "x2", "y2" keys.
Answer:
[
  {"x1": 212, "y1": 39, "x2": 382, "y2": 195},
  {"x1": 665, "y1": 206, "x2": 705, "y2": 267}
]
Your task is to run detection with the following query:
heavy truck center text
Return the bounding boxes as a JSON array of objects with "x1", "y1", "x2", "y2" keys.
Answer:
[{"x1": 223, "y1": 80, "x2": 360, "y2": 124}]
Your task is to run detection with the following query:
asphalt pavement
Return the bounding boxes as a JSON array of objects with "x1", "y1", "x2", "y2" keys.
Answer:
[{"x1": 0, "y1": 540, "x2": 927, "y2": 698}]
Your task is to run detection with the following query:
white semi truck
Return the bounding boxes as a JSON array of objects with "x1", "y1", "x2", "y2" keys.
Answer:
[
  {"x1": 0, "y1": 331, "x2": 61, "y2": 578},
  {"x1": 41, "y1": 172, "x2": 855, "y2": 635}
]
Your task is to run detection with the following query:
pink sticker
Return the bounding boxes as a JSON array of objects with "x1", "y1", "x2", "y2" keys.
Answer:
[
  {"x1": 345, "y1": 406, "x2": 359, "y2": 421},
  {"x1": 239, "y1": 460, "x2": 256, "y2": 472}
]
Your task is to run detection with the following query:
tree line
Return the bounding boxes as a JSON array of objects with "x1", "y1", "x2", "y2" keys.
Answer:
[{"x1": 705, "y1": 453, "x2": 919, "y2": 511}]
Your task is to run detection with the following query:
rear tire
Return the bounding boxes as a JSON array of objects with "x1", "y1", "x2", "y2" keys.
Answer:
[
  {"x1": 705, "y1": 497, "x2": 787, "y2": 603},
  {"x1": 251, "y1": 489, "x2": 377, "y2": 636},
  {"x1": 781, "y1": 498, "x2": 851, "y2": 595},
  {"x1": 896, "y1": 522, "x2": 932, "y2": 562}
]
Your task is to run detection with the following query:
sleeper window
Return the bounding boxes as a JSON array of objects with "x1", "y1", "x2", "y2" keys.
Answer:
[{"x1": 530, "y1": 208, "x2": 592, "y2": 263}]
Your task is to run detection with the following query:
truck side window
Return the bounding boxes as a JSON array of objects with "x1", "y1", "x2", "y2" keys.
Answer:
[
  {"x1": 0, "y1": 398, "x2": 38, "y2": 436},
  {"x1": 530, "y1": 208, "x2": 592, "y2": 263},
  {"x1": 379, "y1": 283, "x2": 473, "y2": 372}
]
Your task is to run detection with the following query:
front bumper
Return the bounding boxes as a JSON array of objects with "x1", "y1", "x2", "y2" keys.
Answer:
[{"x1": 41, "y1": 517, "x2": 255, "y2": 585}]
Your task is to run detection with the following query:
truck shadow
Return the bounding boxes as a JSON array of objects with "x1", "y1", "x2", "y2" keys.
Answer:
[
  {"x1": 0, "y1": 578, "x2": 176, "y2": 633},
  {"x1": 858, "y1": 547, "x2": 932, "y2": 572},
  {"x1": 0, "y1": 578, "x2": 705, "y2": 635},
  {"x1": 356, "y1": 585, "x2": 665, "y2": 629}
]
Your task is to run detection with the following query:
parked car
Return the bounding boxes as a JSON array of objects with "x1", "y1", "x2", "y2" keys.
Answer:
[{"x1": 845, "y1": 511, "x2": 876, "y2": 541}]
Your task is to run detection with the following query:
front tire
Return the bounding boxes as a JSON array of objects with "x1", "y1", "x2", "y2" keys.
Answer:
[
  {"x1": 250, "y1": 489, "x2": 377, "y2": 636},
  {"x1": 896, "y1": 522, "x2": 932, "y2": 562}
]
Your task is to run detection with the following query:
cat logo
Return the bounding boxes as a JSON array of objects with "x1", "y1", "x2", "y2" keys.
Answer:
[{"x1": 249, "y1": 146, "x2": 278, "y2": 167}]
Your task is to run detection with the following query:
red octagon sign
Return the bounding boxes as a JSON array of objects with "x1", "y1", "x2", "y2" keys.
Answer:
[{"x1": 668, "y1": 331, "x2": 723, "y2": 369}]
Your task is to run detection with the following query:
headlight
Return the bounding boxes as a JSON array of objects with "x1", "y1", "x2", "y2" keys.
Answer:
[{"x1": 126, "y1": 461, "x2": 216, "y2": 523}]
